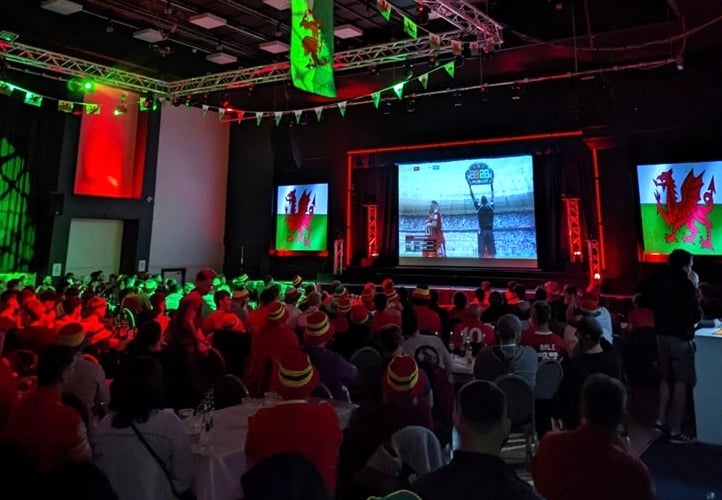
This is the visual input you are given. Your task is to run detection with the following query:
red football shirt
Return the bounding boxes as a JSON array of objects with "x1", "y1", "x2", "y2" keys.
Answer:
[
  {"x1": 7, "y1": 387, "x2": 90, "y2": 472},
  {"x1": 520, "y1": 330, "x2": 566, "y2": 360},
  {"x1": 245, "y1": 400, "x2": 342, "y2": 492},
  {"x1": 452, "y1": 319, "x2": 494, "y2": 347},
  {"x1": 532, "y1": 421, "x2": 654, "y2": 500},
  {"x1": 413, "y1": 305, "x2": 442, "y2": 335},
  {"x1": 371, "y1": 309, "x2": 402, "y2": 333}
]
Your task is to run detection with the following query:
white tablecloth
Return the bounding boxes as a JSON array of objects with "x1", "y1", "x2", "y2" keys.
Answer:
[{"x1": 192, "y1": 398, "x2": 356, "y2": 500}]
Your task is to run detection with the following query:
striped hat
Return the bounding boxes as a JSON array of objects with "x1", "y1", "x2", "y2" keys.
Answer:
[
  {"x1": 383, "y1": 355, "x2": 426, "y2": 398},
  {"x1": 270, "y1": 351, "x2": 320, "y2": 400},
  {"x1": 284, "y1": 287, "x2": 300, "y2": 303},
  {"x1": 361, "y1": 284, "x2": 375, "y2": 302},
  {"x1": 333, "y1": 285, "x2": 349, "y2": 298},
  {"x1": 57, "y1": 322, "x2": 86, "y2": 349},
  {"x1": 332, "y1": 297, "x2": 352, "y2": 315},
  {"x1": 350, "y1": 304, "x2": 371, "y2": 325},
  {"x1": 266, "y1": 301, "x2": 288, "y2": 323},
  {"x1": 382, "y1": 278, "x2": 398, "y2": 302},
  {"x1": 412, "y1": 285, "x2": 431, "y2": 301},
  {"x1": 232, "y1": 288, "x2": 249, "y2": 300},
  {"x1": 304, "y1": 311, "x2": 335, "y2": 345},
  {"x1": 292, "y1": 274, "x2": 303, "y2": 288},
  {"x1": 214, "y1": 313, "x2": 242, "y2": 331}
]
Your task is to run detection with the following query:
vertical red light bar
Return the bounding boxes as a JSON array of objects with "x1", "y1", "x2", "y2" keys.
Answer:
[
  {"x1": 345, "y1": 154, "x2": 353, "y2": 267},
  {"x1": 591, "y1": 147, "x2": 607, "y2": 270}
]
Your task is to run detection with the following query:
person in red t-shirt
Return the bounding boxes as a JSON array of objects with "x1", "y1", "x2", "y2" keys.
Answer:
[
  {"x1": 179, "y1": 268, "x2": 216, "y2": 332},
  {"x1": 245, "y1": 301, "x2": 300, "y2": 396},
  {"x1": 411, "y1": 285, "x2": 442, "y2": 335},
  {"x1": 452, "y1": 303, "x2": 494, "y2": 350},
  {"x1": 246, "y1": 350, "x2": 342, "y2": 494},
  {"x1": 533, "y1": 374, "x2": 654, "y2": 500},
  {"x1": 520, "y1": 301, "x2": 566, "y2": 361},
  {"x1": 371, "y1": 293, "x2": 402, "y2": 333},
  {"x1": 7, "y1": 345, "x2": 92, "y2": 472}
]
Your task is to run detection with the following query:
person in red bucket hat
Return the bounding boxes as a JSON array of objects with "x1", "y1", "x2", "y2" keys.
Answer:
[
  {"x1": 246, "y1": 350, "x2": 342, "y2": 493},
  {"x1": 303, "y1": 312, "x2": 356, "y2": 401},
  {"x1": 360, "y1": 282, "x2": 376, "y2": 312},
  {"x1": 328, "y1": 297, "x2": 352, "y2": 334}
]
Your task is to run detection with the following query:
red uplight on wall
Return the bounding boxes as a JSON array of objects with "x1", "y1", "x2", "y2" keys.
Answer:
[{"x1": 74, "y1": 85, "x2": 147, "y2": 198}]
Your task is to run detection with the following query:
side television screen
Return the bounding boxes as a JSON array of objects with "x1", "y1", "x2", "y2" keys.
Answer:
[
  {"x1": 637, "y1": 161, "x2": 722, "y2": 256},
  {"x1": 274, "y1": 183, "x2": 328, "y2": 253},
  {"x1": 398, "y1": 155, "x2": 538, "y2": 268}
]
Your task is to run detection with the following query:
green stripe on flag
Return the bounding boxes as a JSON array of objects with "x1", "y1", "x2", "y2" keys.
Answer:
[{"x1": 291, "y1": 0, "x2": 337, "y2": 98}]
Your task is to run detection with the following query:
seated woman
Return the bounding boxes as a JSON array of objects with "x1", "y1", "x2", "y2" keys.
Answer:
[{"x1": 92, "y1": 356, "x2": 194, "y2": 500}]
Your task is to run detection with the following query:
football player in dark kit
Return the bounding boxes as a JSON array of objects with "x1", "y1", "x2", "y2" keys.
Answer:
[{"x1": 471, "y1": 192, "x2": 496, "y2": 257}]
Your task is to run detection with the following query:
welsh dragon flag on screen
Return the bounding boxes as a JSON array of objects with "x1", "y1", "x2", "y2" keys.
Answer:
[{"x1": 290, "y1": 0, "x2": 337, "y2": 98}]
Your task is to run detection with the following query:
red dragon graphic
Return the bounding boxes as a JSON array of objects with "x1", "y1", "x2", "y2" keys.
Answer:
[
  {"x1": 654, "y1": 168, "x2": 716, "y2": 249},
  {"x1": 300, "y1": 9, "x2": 327, "y2": 68},
  {"x1": 284, "y1": 188, "x2": 316, "y2": 246}
]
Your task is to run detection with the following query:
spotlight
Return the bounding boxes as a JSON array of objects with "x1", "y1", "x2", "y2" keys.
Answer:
[
  {"x1": 114, "y1": 93, "x2": 128, "y2": 115},
  {"x1": 139, "y1": 94, "x2": 155, "y2": 111},
  {"x1": 428, "y1": 54, "x2": 438, "y2": 67},
  {"x1": 171, "y1": 96, "x2": 182, "y2": 107},
  {"x1": 67, "y1": 77, "x2": 95, "y2": 94},
  {"x1": 415, "y1": 2, "x2": 430, "y2": 25},
  {"x1": 82, "y1": 79, "x2": 95, "y2": 93},
  {"x1": 369, "y1": 65, "x2": 379, "y2": 76}
]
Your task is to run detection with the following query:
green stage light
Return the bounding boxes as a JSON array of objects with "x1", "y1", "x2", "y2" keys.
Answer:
[{"x1": 82, "y1": 79, "x2": 95, "y2": 93}]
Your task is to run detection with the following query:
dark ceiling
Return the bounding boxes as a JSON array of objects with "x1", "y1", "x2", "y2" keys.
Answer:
[{"x1": 2, "y1": 0, "x2": 722, "y2": 108}]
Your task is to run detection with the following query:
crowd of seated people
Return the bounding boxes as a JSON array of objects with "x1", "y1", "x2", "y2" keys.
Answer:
[{"x1": 0, "y1": 257, "x2": 714, "y2": 499}]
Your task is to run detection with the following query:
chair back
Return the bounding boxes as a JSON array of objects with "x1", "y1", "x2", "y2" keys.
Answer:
[
  {"x1": 495, "y1": 374, "x2": 534, "y2": 426},
  {"x1": 534, "y1": 360, "x2": 563, "y2": 400},
  {"x1": 313, "y1": 382, "x2": 333, "y2": 400},
  {"x1": 350, "y1": 346, "x2": 383, "y2": 370},
  {"x1": 214, "y1": 374, "x2": 249, "y2": 409}
]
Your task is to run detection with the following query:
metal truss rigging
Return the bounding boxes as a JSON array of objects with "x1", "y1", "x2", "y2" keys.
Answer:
[{"x1": 418, "y1": 0, "x2": 504, "y2": 46}]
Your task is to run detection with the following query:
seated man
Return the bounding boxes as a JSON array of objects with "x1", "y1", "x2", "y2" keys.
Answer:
[
  {"x1": 520, "y1": 301, "x2": 566, "y2": 360},
  {"x1": 412, "y1": 380, "x2": 541, "y2": 500},
  {"x1": 245, "y1": 350, "x2": 342, "y2": 494},
  {"x1": 201, "y1": 290, "x2": 233, "y2": 335},
  {"x1": 452, "y1": 303, "x2": 494, "y2": 352},
  {"x1": 473, "y1": 314, "x2": 538, "y2": 389},
  {"x1": 533, "y1": 374, "x2": 654, "y2": 500},
  {"x1": 7, "y1": 345, "x2": 92, "y2": 471},
  {"x1": 303, "y1": 311, "x2": 357, "y2": 401}
]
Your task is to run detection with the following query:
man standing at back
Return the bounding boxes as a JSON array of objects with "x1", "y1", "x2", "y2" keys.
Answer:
[
  {"x1": 649, "y1": 249, "x2": 701, "y2": 444},
  {"x1": 412, "y1": 380, "x2": 541, "y2": 500}
]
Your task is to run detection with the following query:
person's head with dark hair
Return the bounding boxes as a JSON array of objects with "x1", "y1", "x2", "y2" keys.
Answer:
[
  {"x1": 454, "y1": 380, "x2": 510, "y2": 454},
  {"x1": 668, "y1": 249, "x2": 693, "y2": 273},
  {"x1": 62, "y1": 296, "x2": 82, "y2": 318},
  {"x1": 480, "y1": 195, "x2": 488, "y2": 206},
  {"x1": 474, "y1": 287, "x2": 485, "y2": 303},
  {"x1": 374, "y1": 292, "x2": 388, "y2": 313},
  {"x1": 534, "y1": 287, "x2": 547, "y2": 302},
  {"x1": 513, "y1": 284, "x2": 526, "y2": 302},
  {"x1": 242, "y1": 453, "x2": 331, "y2": 500},
  {"x1": 453, "y1": 291, "x2": 467, "y2": 310},
  {"x1": 133, "y1": 321, "x2": 163, "y2": 354},
  {"x1": 488, "y1": 291, "x2": 503, "y2": 307},
  {"x1": 110, "y1": 356, "x2": 164, "y2": 428},
  {"x1": 494, "y1": 314, "x2": 522, "y2": 345},
  {"x1": 259, "y1": 288, "x2": 277, "y2": 307},
  {"x1": 574, "y1": 316, "x2": 603, "y2": 352},
  {"x1": 378, "y1": 324, "x2": 404, "y2": 358},
  {"x1": 1, "y1": 289, "x2": 20, "y2": 310},
  {"x1": 38, "y1": 345, "x2": 76, "y2": 388},
  {"x1": 401, "y1": 305, "x2": 419, "y2": 337},
  {"x1": 195, "y1": 268, "x2": 217, "y2": 295},
  {"x1": 428, "y1": 289, "x2": 440, "y2": 307},
  {"x1": 531, "y1": 301, "x2": 552, "y2": 328},
  {"x1": 581, "y1": 374, "x2": 626, "y2": 429},
  {"x1": 213, "y1": 290, "x2": 231, "y2": 312},
  {"x1": 65, "y1": 286, "x2": 80, "y2": 299},
  {"x1": 6, "y1": 278, "x2": 20, "y2": 291}
]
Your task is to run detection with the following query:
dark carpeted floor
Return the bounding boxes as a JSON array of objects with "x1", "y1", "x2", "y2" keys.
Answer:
[{"x1": 642, "y1": 439, "x2": 722, "y2": 500}]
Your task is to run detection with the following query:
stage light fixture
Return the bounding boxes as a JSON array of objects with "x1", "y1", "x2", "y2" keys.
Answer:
[
  {"x1": 82, "y1": 78, "x2": 95, "y2": 93},
  {"x1": 415, "y1": 2, "x2": 430, "y2": 25},
  {"x1": 114, "y1": 94, "x2": 128, "y2": 116},
  {"x1": 369, "y1": 65, "x2": 379, "y2": 76}
]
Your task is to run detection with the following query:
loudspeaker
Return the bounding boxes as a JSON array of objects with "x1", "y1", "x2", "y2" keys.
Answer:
[{"x1": 270, "y1": 127, "x2": 302, "y2": 171}]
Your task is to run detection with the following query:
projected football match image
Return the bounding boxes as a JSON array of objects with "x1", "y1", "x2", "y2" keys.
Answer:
[{"x1": 398, "y1": 155, "x2": 538, "y2": 268}]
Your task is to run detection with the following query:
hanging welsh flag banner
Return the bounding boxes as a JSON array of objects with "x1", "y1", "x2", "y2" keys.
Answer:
[
  {"x1": 294, "y1": 109, "x2": 303, "y2": 124},
  {"x1": 314, "y1": 106, "x2": 324, "y2": 121},
  {"x1": 429, "y1": 33, "x2": 441, "y2": 49},
  {"x1": 218, "y1": 108, "x2": 226, "y2": 121},
  {"x1": 444, "y1": 61, "x2": 455, "y2": 78},
  {"x1": 202, "y1": 104, "x2": 209, "y2": 117},
  {"x1": 337, "y1": 101, "x2": 347, "y2": 117},
  {"x1": 403, "y1": 16, "x2": 417, "y2": 39},
  {"x1": 377, "y1": 0, "x2": 391, "y2": 21},
  {"x1": 392, "y1": 82, "x2": 405, "y2": 100},
  {"x1": 58, "y1": 100, "x2": 74, "y2": 113},
  {"x1": 235, "y1": 110, "x2": 245, "y2": 123},
  {"x1": 274, "y1": 111, "x2": 284, "y2": 125},
  {"x1": 256, "y1": 112, "x2": 264, "y2": 126},
  {"x1": 372, "y1": 91, "x2": 381, "y2": 109},
  {"x1": 291, "y1": 0, "x2": 336, "y2": 98},
  {"x1": 418, "y1": 73, "x2": 429, "y2": 90}
]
